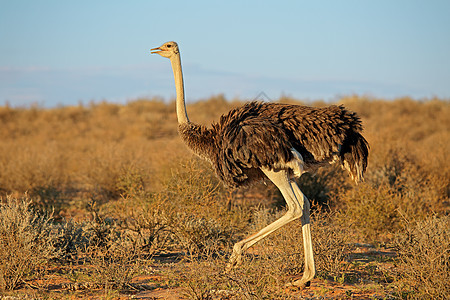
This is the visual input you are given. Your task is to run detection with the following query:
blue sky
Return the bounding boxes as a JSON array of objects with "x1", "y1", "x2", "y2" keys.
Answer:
[{"x1": 1, "y1": 0, "x2": 449, "y2": 107}]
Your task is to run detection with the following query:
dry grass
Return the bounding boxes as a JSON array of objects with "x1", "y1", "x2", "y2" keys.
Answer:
[
  {"x1": 0, "y1": 196, "x2": 61, "y2": 290},
  {"x1": 0, "y1": 95, "x2": 448, "y2": 298},
  {"x1": 392, "y1": 215, "x2": 449, "y2": 299}
]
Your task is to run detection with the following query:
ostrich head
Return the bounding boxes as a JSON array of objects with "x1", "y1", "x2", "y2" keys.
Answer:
[{"x1": 151, "y1": 41, "x2": 179, "y2": 58}]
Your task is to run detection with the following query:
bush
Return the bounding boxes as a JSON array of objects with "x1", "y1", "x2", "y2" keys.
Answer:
[
  {"x1": 392, "y1": 215, "x2": 450, "y2": 299},
  {"x1": 86, "y1": 242, "x2": 147, "y2": 291},
  {"x1": 154, "y1": 158, "x2": 250, "y2": 256},
  {"x1": 165, "y1": 208, "x2": 352, "y2": 299},
  {"x1": 0, "y1": 195, "x2": 61, "y2": 290},
  {"x1": 258, "y1": 208, "x2": 352, "y2": 282},
  {"x1": 310, "y1": 210, "x2": 353, "y2": 280},
  {"x1": 174, "y1": 214, "x2": 235, "y2": 257},
  {"x1": 53, "y1": 219, "x2": 90, "y2": 261},
  {"x1": 339, "y1": 184, "x2": 402, "y2": 241},
  {"x1": 60, "y1": 204, "x2": 151, "y2": 291}
]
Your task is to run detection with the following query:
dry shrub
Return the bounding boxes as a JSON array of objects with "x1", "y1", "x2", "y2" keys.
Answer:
[
  {"x1": 341, "y1": 147, "x2": 448, "y2": 241},
  {"x1": 246, "y1": 208, "x2": 305, "y2": 279},
  {"x1": 0, "y1": 195, "x2": 61, "y2": 290},
  {"x1": 253, "y1": 208, "x2": 352, "y2": 282},
  {"x1": 82, "y1": 144, "x2": 148, "y2": 199},
  {"x1": 0, "y1": 98, "x2": 181, "y2": 204},
  {"x1": 0, "y1": 142, "x2": 70, "y2": 193},
  {"x1": 53, "y1": 219, "x2": 91, "y2": 261},
  {"x1": 103, "y1": 193, "x2": 174, "y2": 256},
  {"x1": 168, "y1": 208, "x2": 351, "y2": 298},
  {"x1": 222, "y1": 258, "x2": 295, "y2": 299},
  {"x1": 30, "y1": 185, "x2": 70, "y2": 219},
  {"x1": 165, "y1": 259, "x2": 225, "y2": 300},
  {"x1": 340, "y1": 184, "x2": 402, "y2": 241},
  {"x1": 174, "y1": 215, "x2": 235, "y2": 258},
  {"x1": 162, "y1": 183, "x2": 353, "y2": 297},
  {"x1": 86, "y1": 242, "x2": 146, "y2": 291},
  {"x1": 367, "y1": 149, "x2": 447, "y2": 216},
  {"x1": 166, "y1": 208, "x2": 352, "y2": 299},
  {"x1": 166, "y1": 256, "x2": 295, "y2": 300},
  {"x1": 310, "y1": 210, "x2": 353, "y2": 279},
  {"x1": 154, "y1": 158, "x2": 249, "y2": 256},
  {"x1": 63, "y1": 206, "x2": 151, "y2": 291},
  {"x1": 115, "y1": 166, "x2": 147, "y2": 199},
  {"x1": 393, "y1": 215, "x2": 449, "y2": 299},
  {"x1": 101, "y1": 157, "x2": 250, "y2": 257}
]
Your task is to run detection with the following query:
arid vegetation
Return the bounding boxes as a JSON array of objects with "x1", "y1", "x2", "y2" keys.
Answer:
[{"x1": 0, "y1": 95, "x2": 448, "y2": 299}]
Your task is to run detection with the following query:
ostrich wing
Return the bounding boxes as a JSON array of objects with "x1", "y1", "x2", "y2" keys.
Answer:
[
  {"x1": 210, "y1": 102, "x2": 366, "y2": 186},
  {"x1": 212, "y1": 104, "x2": 294, "y2": 187}
]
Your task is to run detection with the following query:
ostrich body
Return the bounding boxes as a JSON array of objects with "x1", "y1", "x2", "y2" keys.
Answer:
[{"x1": 151, "y1": 41, "x2": 369, "y2": 287}]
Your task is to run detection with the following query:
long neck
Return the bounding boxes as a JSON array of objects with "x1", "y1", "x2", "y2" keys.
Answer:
[{"x1": 170, "y1": 54, "x2": 189, "y2": 124}]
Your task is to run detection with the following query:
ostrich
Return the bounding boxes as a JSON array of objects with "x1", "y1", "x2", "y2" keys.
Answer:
[{"x1": 151, "y1": 41, "x2": 369, "y2": 287}]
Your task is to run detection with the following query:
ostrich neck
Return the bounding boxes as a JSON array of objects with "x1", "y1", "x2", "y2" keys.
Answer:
[{"x1": 170, "y1": 55, "x2": 189, "y2": 124}]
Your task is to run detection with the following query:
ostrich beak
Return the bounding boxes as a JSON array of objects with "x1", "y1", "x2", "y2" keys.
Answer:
[{"x1": 150, "y1": 47, "x2": 162, "y2": 54}]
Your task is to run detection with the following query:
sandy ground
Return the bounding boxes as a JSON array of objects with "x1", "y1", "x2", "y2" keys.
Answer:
[{"x1": 2, "y1": 244, "x2": 396, "y2": 299}]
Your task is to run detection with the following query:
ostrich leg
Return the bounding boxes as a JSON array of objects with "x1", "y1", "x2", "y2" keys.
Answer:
[
  {"x1": 226, "y1": 168, "x2": 315, "y2": 287},
  {"x1": 288, "y1": 181, "x2": 315, "y2": 287}
]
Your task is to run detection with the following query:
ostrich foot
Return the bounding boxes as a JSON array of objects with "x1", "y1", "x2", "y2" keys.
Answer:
[
  {"x1": 285, "y1": 271, "x2": 314, "y2": 289},
  {"x1": 225, "y1": 245, "x2": 243, "y2": 273},
  {"x1": 285, "y1": 279, "x2": 311, "y2": 289}
]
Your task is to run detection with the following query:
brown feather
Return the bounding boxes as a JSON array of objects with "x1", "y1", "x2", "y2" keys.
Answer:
[{"x1": 179, "y1": 101, "x2": 369, "y2": 187}]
